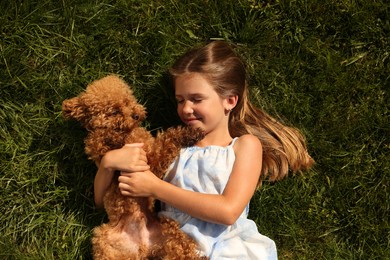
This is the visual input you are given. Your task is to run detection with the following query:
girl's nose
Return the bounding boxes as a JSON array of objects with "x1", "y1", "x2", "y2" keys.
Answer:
[{"x1": 182, "y1": 101, "x2": 193, "y2": 114}]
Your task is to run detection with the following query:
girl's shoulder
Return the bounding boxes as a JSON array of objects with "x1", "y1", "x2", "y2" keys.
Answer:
[{"x1": 233, "y1": 134, "x2": 263, "y2": 154}]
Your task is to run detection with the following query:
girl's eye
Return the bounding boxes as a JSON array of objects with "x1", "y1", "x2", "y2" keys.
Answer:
[{"x1": 176, "y1": 98, "x2": 202, "y2": 104}]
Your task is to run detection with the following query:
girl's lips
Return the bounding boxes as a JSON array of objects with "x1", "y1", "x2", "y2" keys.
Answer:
[{"x1": 184, "y1": 118, "x2": 200, "y2": 125}]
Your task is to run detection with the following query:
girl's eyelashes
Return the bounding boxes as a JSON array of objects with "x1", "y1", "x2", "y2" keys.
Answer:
[
  {"x1": 176, "y1": 98, "x2": 202, "y2": 104},
  {"x1": 175, "y1": 94, "x2": 206, "y2": 104}
]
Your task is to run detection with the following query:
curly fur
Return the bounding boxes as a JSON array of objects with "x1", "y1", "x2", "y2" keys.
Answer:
[{"x1": 62, "y1": 75, "x2": 206, "y2": 259}]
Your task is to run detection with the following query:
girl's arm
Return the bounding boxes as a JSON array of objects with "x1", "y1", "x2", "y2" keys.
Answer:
[
  {"x1": 94, "y1": 143, "x2": 149, "y2": 208},
  {"x1": 118, "y1": 134, "x2": 262, "y2": 225},
  {"x1": 94, "y1": 158, "x2": 115, "y2": 208}
]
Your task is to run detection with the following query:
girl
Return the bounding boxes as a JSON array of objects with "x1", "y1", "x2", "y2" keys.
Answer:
[{"x1": 94, "y1": 41, "x2": 314, "y2": 259}]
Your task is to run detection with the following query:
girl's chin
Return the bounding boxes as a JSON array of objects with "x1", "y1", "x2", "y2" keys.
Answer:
[{"x1": 185, "y1": 119, "x2": 203, "y2": 127}]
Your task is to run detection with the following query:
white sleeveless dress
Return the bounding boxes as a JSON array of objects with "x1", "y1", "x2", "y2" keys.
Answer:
[{"x1": 159, "y1": 138, "x2": 278, "y2": 259}]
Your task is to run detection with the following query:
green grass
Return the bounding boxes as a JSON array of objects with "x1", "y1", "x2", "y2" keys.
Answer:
[{"x1": 1, "y1": 0, "x2": 389, "y2": 259}]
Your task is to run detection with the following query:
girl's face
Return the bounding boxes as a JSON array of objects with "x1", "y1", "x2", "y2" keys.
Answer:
[{"x1": 175, "y1": 73, "x2": 236, "y2": 136}]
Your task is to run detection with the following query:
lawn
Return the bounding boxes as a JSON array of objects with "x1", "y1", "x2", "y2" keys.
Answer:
[{"x1": 0, "y1": 0, "x2": 389, "y2": 259}]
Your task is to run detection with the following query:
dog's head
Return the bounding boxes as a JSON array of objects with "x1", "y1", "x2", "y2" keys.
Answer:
[{"x1": 62, "y1": 75, "x2": 146, "y2": 131}]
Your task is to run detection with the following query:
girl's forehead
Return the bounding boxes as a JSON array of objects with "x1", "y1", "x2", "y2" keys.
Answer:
[{"x1": 175, "y1": 73, "x2": 215, "y2": 95}]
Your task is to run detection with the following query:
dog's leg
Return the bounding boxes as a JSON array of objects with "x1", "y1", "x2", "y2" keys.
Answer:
[
  {"x1": 157, "y1": 216, "x2": 207, "y2": 260},
  {"x1": 148, "y1": 126, "x2": 204, "y2": 178}
]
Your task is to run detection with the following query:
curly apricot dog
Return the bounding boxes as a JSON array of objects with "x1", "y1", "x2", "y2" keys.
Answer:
[{"x1": 62, "y1": 75, "x2": 206, "y2": 259}]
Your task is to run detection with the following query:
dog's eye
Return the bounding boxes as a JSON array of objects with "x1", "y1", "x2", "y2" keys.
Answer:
[{"x1": 132, "y1": 114, "x2": 140, "y2": 120}]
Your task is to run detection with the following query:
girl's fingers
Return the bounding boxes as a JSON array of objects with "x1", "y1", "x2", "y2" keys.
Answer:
[
  {"x1": 118, "y1": 181, "x2": 133, "y2": 196},
  {"x1": 120, "y1": 163, "x2": 149, "y2": 175},
  {"x1": 120, "y1": 190, "x2": 132, "y2": 197},
  {"x1": 118, "y1": 178, "x2": 129, "y2": 187},
  {"x1": 118, "y1": 176, "x2": 140, "y2": 197},
  {"x1": 138, "y1": 153, "x2": 148, "y2": 164},
  {"x1": 118, "y1": 171, "x2": 156, "y2": 197},
  {"x1": 123, "y1": 143, "x2": 148, "y2": 164}
]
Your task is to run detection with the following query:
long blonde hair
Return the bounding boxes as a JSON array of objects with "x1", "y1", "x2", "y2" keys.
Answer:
[{"x1": 169, "y1": 41, "x2": 314, "y2": 185}]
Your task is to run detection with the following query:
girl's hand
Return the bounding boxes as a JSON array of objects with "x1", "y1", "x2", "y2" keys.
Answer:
[
  {"x1": 94, "y1": 143, "x2": 149, "y2": 208},
  {"x1": 101, "y1": 143, "x2": 150, "y2": 173},
  {"x1": 118, "y1": 170, "x2": 161, "y2": 197}
]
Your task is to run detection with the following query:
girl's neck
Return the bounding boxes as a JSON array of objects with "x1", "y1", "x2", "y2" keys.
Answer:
[{"x1": 195, "y1": 130, "x2": 233, "y2": 147}]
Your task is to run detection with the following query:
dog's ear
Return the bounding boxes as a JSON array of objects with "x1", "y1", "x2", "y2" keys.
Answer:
[{"x1": 62, "y1": 97, "x2": 87, "y2": 123}]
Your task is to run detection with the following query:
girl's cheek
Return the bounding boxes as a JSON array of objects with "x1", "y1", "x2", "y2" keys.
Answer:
[{"x1": 177, "y1": 103, "x2": 186, "y2": 113}]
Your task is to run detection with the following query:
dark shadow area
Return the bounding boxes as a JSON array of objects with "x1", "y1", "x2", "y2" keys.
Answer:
[{"x1": 142, "y1": 72, "x2": 183, "y2": 134}]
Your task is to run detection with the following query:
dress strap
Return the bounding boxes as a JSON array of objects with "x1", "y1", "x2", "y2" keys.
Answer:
[{"x1": 230, "y1": 137, "x2": 239, "y2": 146}]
